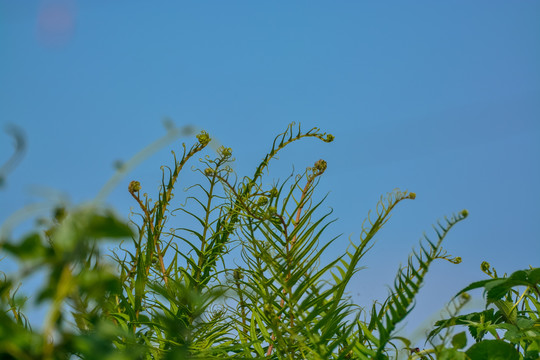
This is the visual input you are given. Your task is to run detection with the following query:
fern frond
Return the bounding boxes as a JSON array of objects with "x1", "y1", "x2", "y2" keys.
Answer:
[
  {"x1": 249, "y1": 123, "x2": 334, "y2": 191},
  {"x1": 330, "y1": 190, "x2": 416, "y2": 316},
  {"x1": 373, "y1": 209, "x2": 469, "y2": 358}
]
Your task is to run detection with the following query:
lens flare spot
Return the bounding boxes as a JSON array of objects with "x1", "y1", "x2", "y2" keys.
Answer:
[{"x1": 37, "y1": 0, "x2": 76, "y2": 47}]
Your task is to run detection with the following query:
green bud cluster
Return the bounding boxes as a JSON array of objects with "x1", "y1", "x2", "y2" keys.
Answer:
[
  {"x1": 263, "y1": 303, "x2": 273, "y2": 316},
  {"x1": 315, "y1": 159, "x2": 327, "y2": 171},
  {"x1": 313, "y1": 159, "x2": 327, "y2": 175},
  {"x1": 269, "y1": 187, "x2": 278, "y2": 198},
  {"x1": 196, "y1": 131, "x2": 211, "y2": 146},
  {"x1": 257, "y1": 196, "x2": 269, "y2": 206},
  {"x1": 233, "y1": 268, "x2": 243, "y2": 281},
  {"x1": 218, "y1": 146, "x2": 233, "y2": 158}
]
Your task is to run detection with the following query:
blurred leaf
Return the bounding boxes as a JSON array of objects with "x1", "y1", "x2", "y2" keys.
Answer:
[
  {"x1": 77, "y1": 266, "x2": 122, "y2": 299},
  {"x1": 52, "y1": 207, "x2": 133, "y2": 255},
  {"x1": 2, "y1": 233, "x2": 49, "y2": 260},
  {"x1": 451, "y1": 331, "x2": 467, "y2": 349},
  {"x1": 85, "y1": 212, "x2": 133, "y2": 239}
]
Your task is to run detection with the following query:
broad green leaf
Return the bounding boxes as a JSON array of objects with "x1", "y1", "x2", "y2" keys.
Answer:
[
  {"x1": 439, "y1": 348, "x2": 468, "y2": 360},
  {"x1": 465, "y1": 340, "x2": 520, "y2": 360}
]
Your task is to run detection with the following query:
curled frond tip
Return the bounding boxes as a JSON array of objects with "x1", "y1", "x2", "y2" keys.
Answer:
[
  {"x1": 128, "y1": 180, "x2": 141, "y2": 193},
  {"x1": 313, "y1": 159, "x2": 327, "y2": 175}
]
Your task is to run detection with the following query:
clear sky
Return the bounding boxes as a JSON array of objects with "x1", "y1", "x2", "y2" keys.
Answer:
[{"x1": 1, "y1": 0, "x2": 539, "y2": 342}]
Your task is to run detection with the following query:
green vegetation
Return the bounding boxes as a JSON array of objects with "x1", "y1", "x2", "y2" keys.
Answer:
[
  {"x1": 1, "y1": 124, "x2": 538, "y2": 359},
  {"x1": 420, "y1": 264, "x2": 540, "y2": 360}
]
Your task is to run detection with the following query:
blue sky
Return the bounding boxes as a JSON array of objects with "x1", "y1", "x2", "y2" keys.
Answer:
[{"x1": 1, "y1": 0, "x2": 539, "y2": 341}]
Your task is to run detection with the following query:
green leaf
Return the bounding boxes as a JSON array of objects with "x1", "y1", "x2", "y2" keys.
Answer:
[
  {"x1": 516, "y1": 317, "x2": 535, "y2": 329},
  {"x1": 493, "y1": 300, "x2": 517, "y2": 324},
  {"x1": 451, "y1": 331, "x2": 467, "y2": 349},
  {"x1": 2, "y1": 233, "x2": 49, "y2": 260},
  {"x1": 439, "y1": 348, "x2": 468, "y2": 360},
  {"x1": 52, "y1": 207, "x2": 133, "y2": 254},
  {"x1": 528, "y1": 268, "x2": 540, "y2": 285},
  {"x1": 86, "y1": 212, "x2": 133, "y2": 239},
  {"x1": 456, "y1": 268, "x2": 540, "y2": 304},
  {"x1": 465, "y1": 340, "x2": 520, "y2": 360}
]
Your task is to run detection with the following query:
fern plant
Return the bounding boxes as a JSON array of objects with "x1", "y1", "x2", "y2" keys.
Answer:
[{"x1": 0, "y1": 123, "x2": 472, "y2": 359}]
